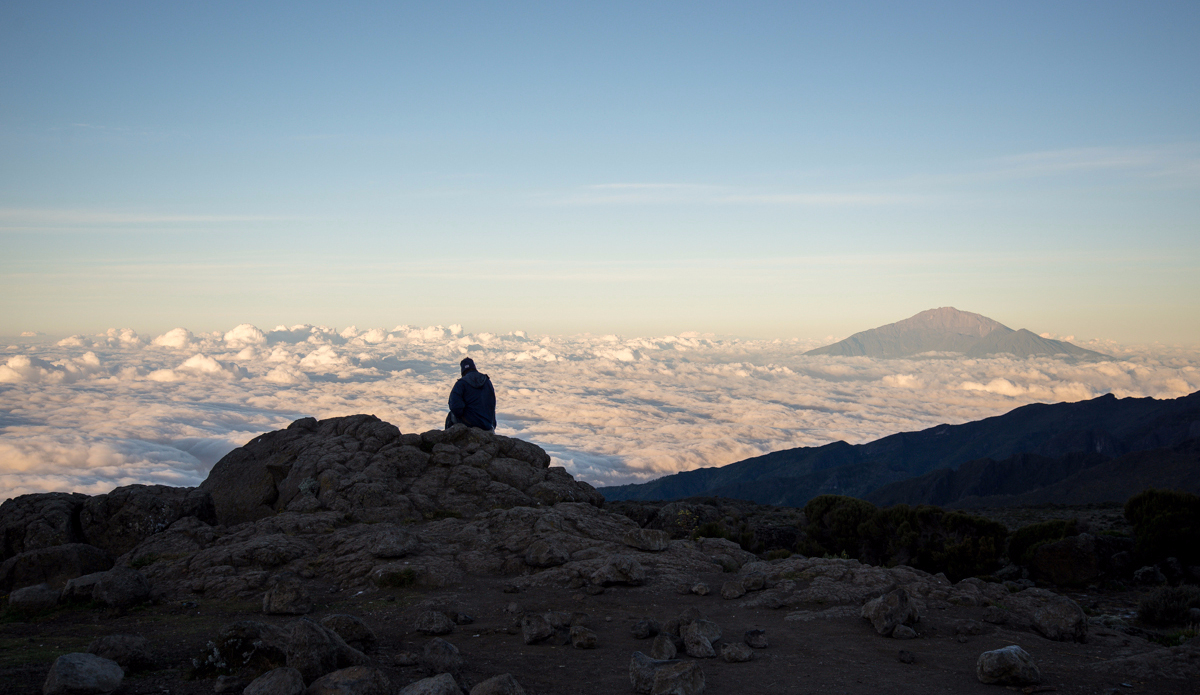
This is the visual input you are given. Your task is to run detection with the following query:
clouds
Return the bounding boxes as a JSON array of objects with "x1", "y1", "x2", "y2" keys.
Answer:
[{"x1": 1, "y1": 322, "x2": 1197, "y2": 502}]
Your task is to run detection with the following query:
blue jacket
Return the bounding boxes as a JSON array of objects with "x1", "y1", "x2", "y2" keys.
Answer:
[{"x1": 449, "y1": 370, "x2": 497, "y2": 430}]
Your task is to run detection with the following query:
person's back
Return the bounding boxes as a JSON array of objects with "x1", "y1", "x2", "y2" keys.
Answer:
[{"x1": 447, "y1": 357, "x2": 497, "y2": 431}]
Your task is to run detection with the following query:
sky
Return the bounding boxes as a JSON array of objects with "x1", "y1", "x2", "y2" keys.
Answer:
[{"x1": 1, "y1": 2, "x2": 1198, "y2": 342}]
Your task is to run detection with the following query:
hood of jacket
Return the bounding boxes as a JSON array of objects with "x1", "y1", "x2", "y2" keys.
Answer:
[{"x1": 462, "y1": 371, "x2": 490, "y2": 388}]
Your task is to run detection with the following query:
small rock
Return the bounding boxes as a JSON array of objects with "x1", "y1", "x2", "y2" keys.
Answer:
[
  {"x1": 690, "y1": 583, "x2": 710, "y2": 596},
  {"x1": 262, "y1": 574, "x2": 311, "y2": 615},
  {"x1": 682, "y1": 621, "x2": 715, "y2": 658},
  {"x1": 454, "y1": 613, "x2": 474, "y2": 625},
  {"x1": 307, "y1": 666, "x2": 391, "y2": 695},
  {"x1": 720, "y1": 581, "x2": 746, "y2": 600},
  {"x1": 898, "y1": 650, "x2": 915, "y2": 664},
  {"x1": 415, "y1": 611, "x2": 456, "y2": 636},
  {"x1": 570, "y1": 626, "x2": 597, "y2": 649},
  {"x1": 43, "y1": 653, "x2": 123, "y2": 695},
  {"x1": 631, "y1": 618, "x2": 661, "y2": 639},
  {"x1": 721, "y1": 642, "x2": 753, "y2": 663},
  {"x1": 649, "y1": 634, "x2": 677, "y2": 660},
  {"x1": 421, "y1": 638, "x2": 464, "y2": 677},
  {"x1": 244, "y1": 667, "x2": 305, "y2": 695},
  {"x1": 651, "y1": 660, "x2": 705, "y2": 695},
  {"x1": 8, "y1": 582, "x2": 58, "y2": 616},
  {"x1": 976, "y1": 645, "x2": 1040, "y2": 686},
  {"x1": 469, "y1": 673, "x2": 526, "y2": 695},
  {"x1": 521, "y1": 614, "x2": 554, "y2": 645},
  {"x1": 892, "y1": 625, "x2": 917, "y2": 640},
  {"x1": 502, "y1": 584, "x2": 520, "y2": 594},
  {"x1": 86, "y1": 634, "x2": 154, "y2": 673},
  {"x1": 743, "y1": 629, "x2": 768, "y2": 649}
]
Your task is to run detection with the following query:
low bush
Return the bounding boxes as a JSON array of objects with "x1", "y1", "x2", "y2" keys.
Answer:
[
  {"x1": 1007, "y1": 519, "x2": 1079, "y2": 565},
  {"x1": 1138, "y1": 585, "x2": 1200, "y2": 626},
  {"x1": 1125, "y1": 488, "x2": 1200, "y2": 566}
]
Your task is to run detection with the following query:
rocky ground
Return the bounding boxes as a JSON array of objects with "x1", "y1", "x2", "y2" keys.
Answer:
[{"x1": 2, "y1": 415, "x2": 1198, "y2": 694}]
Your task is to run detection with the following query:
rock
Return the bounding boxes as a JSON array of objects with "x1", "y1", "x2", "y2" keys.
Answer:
[
  {"x1": 190, "y1": 621, "x2": 289, "y2": 680},
  {"x1": 741, "y1": 572, "x2": 766, "y2": 592},
  {"x1": 1031, "y1": 594, "x2": 1088, "y2": 642},
  {"x1": 87, "y1": 634, "x2": 154, "y2": 673},
  {"x1": 244, "y1": 667, "x2": 305, "y2": 695},
  {"x1": 286, "y1": 618, "x2": 368, "y2": 685},
  {"x1": 395, "y1": 652, "x2": 419, "y2": 667},
  {"x1": 523, "y1": 539, "x2": 570, "y2": 568},
  {"x1": 1134, "y1": 565, "x2": 1167, "y2": 585},
  {"x1": 651, "y1": 660, "x2": 705, "y2": 695},
  {"x1": 521, "y1": 614, "x2": 553, "y2": 645},
  {"x1": 92, "y1": 567, "x2": 150, "y2": 609},
  {"x1": 399, "y1": 672, "x2": 463, "y2": 695},
  {"x1": 214, "y1": 675, "x2": 248, "y2": 693},
  {"x1": 692, "y1": 619, "x2": 721, "y2": 643},
  {"x1": 721, "y1": 642, "x2": 753, "y2": 662},
  {"x1": 682, "y1": 621, "x2": 716, "y2": 658},
  {"x1": 420, "y1": 638, "x2": 464, "y2": 678},
  {"x1": 892, "y1": 625, "x2": 917, "y2": 640},
  {"x1": 570, "y1": 625, "x2": 597, "y2": 649},
  {"x1": 416, "y1": 610, "x2": 456, "y2": 636},
  {"x1": 43, "y1": 653, "x2": 124, "y2": 695},
  {"x1": 743, "y1": 629, "x2": 768, "y2": 649},
  {"x1": 860, "y1": 588, "x2": 920, "y2": 637},
  {"x1": 690, "y1": 583, "x2": 709, "y2": 596},
  {"x1": 629, "y1": 652, "x2": 675, "y2": 694},
  {"x1": 60, "y1": 572, "x2": 105, "y2": 603},
  {"x1": 307, "y1": 666, "x2": 391, "y2": 695},
  {"x1": 0, "y1": 492, "x2": 89, "y2": 560},
  {"x1": 623, "y1": 529, "x2": 671, "y2": 552},
  {"x1": 720, "y1": 581, "x2": 746, "y2": 600},
  {"x1": 590, "y1": 555, "x2": 646, "y2": 586},
  {"x1": 8, "y1": 582, "x2": 58, "y2": 616},
  {"x1": 469, "y1": 673, "x2": 526, "y2": 695},
  {"x1": 650, "y1": 634, "x2": 677, "y2": 660},
  {"x1": 320, "y1": 614, "x2": 376, "y2": 652},
  {"x1": 981, "y1": 606, "x2": 1007, "y2": 624},
  {"x1": 79, "y1": 484, "x2": 215, "y2": 558},
  {"x1": 898, "y1": 650, "x2": 915, "y2": 664},
  {"x1": 976, "y1": 645, "x2": 1041, "y2": 685},
  {"x1": 263, "y1": 574, "x2": 312, "y2": 615},
  {"x1": 0, "y1": 543, "x2": 112, "y2": 593},
  {"x1": 631, "y1": 618, "x2": 661, "y2": 639}
]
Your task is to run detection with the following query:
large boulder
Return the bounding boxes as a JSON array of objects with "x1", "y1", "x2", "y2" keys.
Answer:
[
  {"x1": 79, "y1": 484, "x2": 215, "y2": 558},
  {"x1": 0, "y1": 543, "x2": 111, "y2": 593},
  {"x1": 8, "y1": 582, "x2": 59, "y2": 616},
  {"x1": 307, "y1": 666, "x2": 391, "y2": 695},
  {"x1": 399, "y1": 672, "x2": 462, "y2": 695},
  {"x1": 0, "y1": 492, "x2": 88, "y2": 560},
  {"x1": 976, "y1": 645, "x2": 1040, "y2": 685},
  {"x1": 43, "y1": 653, "x2": 123, "y2": 695},
  {"x1": 87, "y1": 634, "x2": 155, "y2": 673},
  {"x1": 92, "y1": 567, "x2": 151, "y2": 608},
  {"x1": 861, "y1": 587, "x2": 920, "y2": 637},
  {"x1": 1005, "y1": 588, "x2": 1088, "y2": 642},
  {"x1": 320, "y1": 614, "x2": 376, "y2": 652},
  {"x1": 285, "y1": 618, "x2": 368, "y2": 684}
]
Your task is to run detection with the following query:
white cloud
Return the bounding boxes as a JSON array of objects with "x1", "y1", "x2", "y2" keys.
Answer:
[
  {"x1": 1, "y1": 321, "x2": 1197, "y2": 501},
  {"x1": 19, "y1": 331, "x2": 40, "y2": 338}
]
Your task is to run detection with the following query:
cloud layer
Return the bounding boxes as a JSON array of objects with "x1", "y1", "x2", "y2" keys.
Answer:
[{"x1": 2, "y1": 324, "x2": 1197, "y2": 501}]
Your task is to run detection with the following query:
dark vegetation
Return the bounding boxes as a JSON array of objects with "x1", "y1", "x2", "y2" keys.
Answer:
[
  {"x1": 1006, "y1": 519, "x2": 1080, "y2": 566},
  {"x1": 1138, "y1": 585, "x2": 1200, "y2": 626},
  {"x1": 1124, "y1": 488, "x2": 1200, "y2": 566}
]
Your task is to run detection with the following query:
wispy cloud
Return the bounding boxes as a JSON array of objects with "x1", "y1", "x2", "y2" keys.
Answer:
[
  {"x1": 554, "y1": 183, "x2": 924, "y2": 207},
  {"x1": 0, "y1": 208, "x2": 296, "y2": 230}
]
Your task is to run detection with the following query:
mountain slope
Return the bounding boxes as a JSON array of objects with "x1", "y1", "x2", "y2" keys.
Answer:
[
  {"x1": 600, "y1": 390, "x2": 1200, "y2": 505},
  {"x1": 805, "y1": 307, "x2": 1107, "y2": 359}
]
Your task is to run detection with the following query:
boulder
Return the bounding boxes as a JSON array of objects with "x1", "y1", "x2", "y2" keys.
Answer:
[
  {"x1": 285, "y1": 618, "x2": 368, "y2": 685},
  {"x1": 43, "y1": 653, "x2": 123, "y2": 695},
  {"x1": 976, "y1": 645, "x2": 1041, "y2": 685},
  {"x1": 590, "y1": 555, "x2": 646, "y2": 586},
  {"x1": 320, "y1": 614, "x2": 376, "y2": 652},
  {"x1": 263, "y1": 573, "x2": 312, "y2": 615},
  {"x1": 721, "y1": 642, "x2": 753, "y2": 663},
  {"x1": 740, "y1": 572, "x2": 766, "y2": 592},
  {"x1": 629, "y1": 652, "x2": 678, "y2": 694},
  {"x1": 469, "y1": 673, "x2": 526, "y2": 695},
  {"x1": 1031, "y1": 595, "x2": 1088, "y2": 642},
  {"x1": 420, "y1": 638, "x2": 464, "y2": 678},
  {"x1": 87, "y1": 634, "x2": 155, "y2": 673},
  {"x1": 682, "y1": 621, "x2": 716, "y2": 658},
  {"x1": 191, "y1": 621, "x2": 289, "y2": 680},
  {"x1": 0, "y1": 543, "x2": 112, "y2": 593},
  {"x1": 244, "y1": 667, "x2": 305, "y2": 695},
  {"x1": 720, "y1": 581, "x2": 746, "y2": 600},
  {"x1": 60, "y1": 572, "x2": 105, "y2": 603},
  {"x1": 650, "y1": 634, "x2": 677, "y2": 660},
  {"x1": 744, "y1": 629, "x2": 768, "y2": 649},
  {"x1": 0, "y1": 491, "x2": 88, "y2": 560},
  {"x1": 416, "y1": 610, "x2": 456, "y2": 636},
  {"x1": 524, "y1": 538, "x2": 570, "y2": 567},
  {"x1": 8, "y1": 582, "x2": 58, "y2": 616},
  {"x1": 690, "y1": 584, "x2": 709, "y2": 596},
  {"x1": 399, "y1": 672, "x2": 463, "y2": 695},
  {"x1": 860, "y1": 588, "x2": 920, "y2": 637},
  {"x1": 307, "y1": 666, "x2": 391, "y2": 695},
  {"x1": 79, "y1": 484, "x2": 215, "y2": 558},
  {"x1": 520, "y1": 614, "x2": 553, "y2": 645},
  {"x1": 651, "y1": 660, "x2": 705, "y2": 695},
  {"x1": 570, "y1": 625, "x2": 597, "y2": 649},
  {"x1": 92, "y1": 567, "x2": 150, "y2": 608},
  {"x1": 631, "y1": 618, "x2": 661, "y2": 639}
]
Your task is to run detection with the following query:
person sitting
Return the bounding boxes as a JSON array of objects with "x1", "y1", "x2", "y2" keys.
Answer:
[{"x1": 445, "y1": 357, "x2": 497, "y2": 432}]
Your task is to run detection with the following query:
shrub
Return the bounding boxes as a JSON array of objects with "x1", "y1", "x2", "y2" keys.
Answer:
[
  {"x1": 1138, "y1": 585, "x2": 1200, "y2": 626},
  {"x1": 765, "y1": 549, "x2": 792, "y2": 561},
  {"x1": 1007, "y1": 519, "x2": 1079, "y2": 565},
  {"x1": 695, "y1": 521, "x2": 731, "y2": 540},
  {"x1": 1125, "y1": 489, "x2": 1200, "y2": 566},
  {"x1": 800, "y1": 495, "x2": 878, "y2": 558}
]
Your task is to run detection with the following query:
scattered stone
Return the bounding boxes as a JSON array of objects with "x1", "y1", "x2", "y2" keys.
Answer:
[
  {"x1": 976, "y1": 645, "x2": 1040, "y2": 686},
  {"x1": 898, "y1": 650, "x2": 915, "y2": 664},
  {"x1": 521, "y1": 614, "x2": 554, "y2": 645},
  {"x1": 682, "y1": 621, "x2": 716, "y2": 658},
  {"x1": 86, "y1": 634, "x2": 154, "y2": 673},
  {"x1": 469, "y1": 673, "x2": 526, "y2": 695},
  {"x1": 8, "y1": 582, "x2": 58, "y2": 616},
  {"x1": 421, "y1": 638, "x2": 464, "y2": 678},
  {"x1": 721, "y1": 642, "x2": 753, "y2": 662},
  {"x1": 320, "y1": 614, "x2": 376, "y2": 652},
  {"x1": 244, "y1": 667, "x2": 305, "y2": 695},
  {"x1": 720, "y1": 581, "x2": 746, "y2": 600},
  {"x1": 416, "y1": 611, "x2": 456, "y2": 636},
  {"x1": 632, "y1": 618, "x2": 661, "y2": 639},
  {"x1": 892, "y1": 625, "x2": 917, "y2": 640},
  {"x1": 651, "y1": 660, "x2": 705, "y2": 695},
  {"x1": 690, "y1": 583, "x2": 710, "y2": 596},
  {"x1": 590, "y1": 555, "x2": 646, "y2": 586},
  {"x1": 43, "y1": 653, "x2": 123, "y2": 695},
  {"x1": 92, "y1": 567, "x2": 150, "y2": 609},
  {"x1": 743, "y1": 629, "x2": 768, "y2": 649},
  {"x1": 570, "y1": 626, "x2": 598, "y2": 649},
  {"x1": 650, "y1": 634, "x2": 677, "y2": 660},
  {"x1": 860, "y1": 587, "x2": 920, "y2": 637},
  {"x1": 307, "y1": 666, "x2": 391, "y2": 695}
]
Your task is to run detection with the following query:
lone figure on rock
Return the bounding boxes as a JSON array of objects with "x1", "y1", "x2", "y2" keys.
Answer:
[{"x1": 446, "y1": 357, "x2": 497, "y2": 432}]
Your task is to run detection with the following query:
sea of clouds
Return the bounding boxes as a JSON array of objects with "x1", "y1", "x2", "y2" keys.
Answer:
[{"x1": 1, "y1": 323, "x2": 1197, "y2": 502}]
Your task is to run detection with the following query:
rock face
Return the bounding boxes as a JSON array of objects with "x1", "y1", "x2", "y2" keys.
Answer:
[
  {"x1": 79, "y1": 484, "x2": 216, "y2": 558},
  {"x1": 0, "y1": 543, "x2": 112, "y2": 593},
  {"x1": 0, "y1": 492, "x2": 89, "y2": 560},
  {"x1": 976, "y1": 645, "x2": 1040, "y2": 685},
  {"x1": 200, "y1": 416, "x2": 598, "y2": 527},
  {"x1": 43, "y1": 653, "x2": 124, "y2": 695}
]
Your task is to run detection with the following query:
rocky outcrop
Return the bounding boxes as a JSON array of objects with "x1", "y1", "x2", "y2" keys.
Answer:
[
  {"x1": 0, "y1": 492, "x2": 89, "y2": 560},
  {"x1": 0, "y1": 542, "x2": 111, "y2": 593},
  {"x1": 79, "y1": 484, "x2": 215, "y2": 557}
]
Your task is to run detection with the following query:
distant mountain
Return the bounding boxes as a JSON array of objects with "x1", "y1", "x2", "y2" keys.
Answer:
[
  {"x1": 805, "y1": 307, "x2": 1107, "y2": 359},
  {"x1": 599, "y1": 390, "x2": 1200, "y2": 506}
]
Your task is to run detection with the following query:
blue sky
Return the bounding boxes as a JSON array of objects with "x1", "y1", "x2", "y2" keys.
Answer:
[{"x1": 2, "y1": 1, "x2": 1198, "y2": 342}]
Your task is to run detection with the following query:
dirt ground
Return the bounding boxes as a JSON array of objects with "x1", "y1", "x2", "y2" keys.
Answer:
[{"x1": 3, "y1": 566, "x2": 1195, "y2": 695}]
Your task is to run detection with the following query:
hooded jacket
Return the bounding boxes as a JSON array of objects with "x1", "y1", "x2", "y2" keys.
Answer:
[{"x1": 448, "y1": 369, "x2": 497, "y2": 430}]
